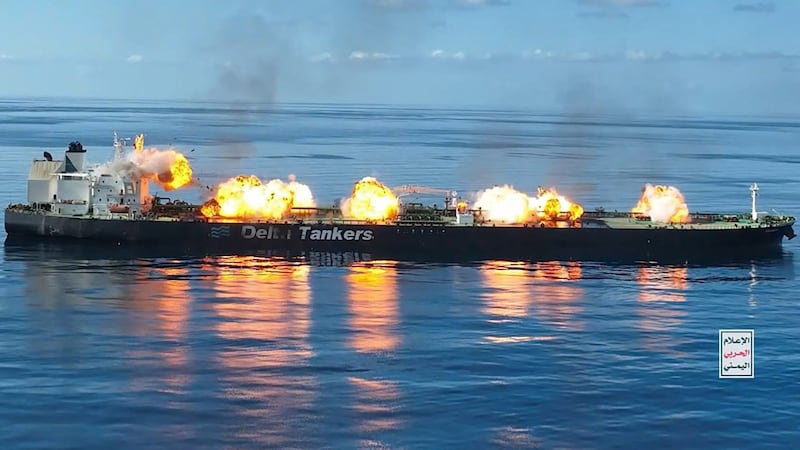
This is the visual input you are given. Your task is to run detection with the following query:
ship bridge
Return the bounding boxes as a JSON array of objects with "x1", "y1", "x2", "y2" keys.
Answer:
[{"x1": 23, "y1": 133, "x2": 153, "y2": 218}]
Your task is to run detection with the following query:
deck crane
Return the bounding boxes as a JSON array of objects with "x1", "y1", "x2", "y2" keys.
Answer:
[{"x1": 391, "y1": 185, "x2": 459, "y2": 208}]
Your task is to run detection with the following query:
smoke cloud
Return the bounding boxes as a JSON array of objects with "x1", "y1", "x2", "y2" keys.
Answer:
[{"x1": 98, "y1": 147, "x2": 193, "y2": 189}]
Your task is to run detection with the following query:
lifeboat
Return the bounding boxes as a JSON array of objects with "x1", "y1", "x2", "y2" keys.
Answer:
[{"x1": 109, "y1": 204, "x2": 130, "y2": 213}]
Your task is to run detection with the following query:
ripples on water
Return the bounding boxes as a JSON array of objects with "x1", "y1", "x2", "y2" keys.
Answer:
[{"x1": 1, "y1": 99, "x2": 799, "y2": 449}]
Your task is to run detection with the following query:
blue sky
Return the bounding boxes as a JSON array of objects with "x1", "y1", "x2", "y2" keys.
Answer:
[{"x1": 1, "y1": 0, "x2": 798, "y2": 113}]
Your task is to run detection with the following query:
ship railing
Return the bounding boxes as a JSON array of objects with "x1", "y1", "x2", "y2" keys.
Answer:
[{"x1": 631, "y1": 222, "x2": 789, "y2": 230}]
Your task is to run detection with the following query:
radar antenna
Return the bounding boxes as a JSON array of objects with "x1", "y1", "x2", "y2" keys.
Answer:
[{"x1": 750, "y1": 183, "x2": 759, "y2": 222}]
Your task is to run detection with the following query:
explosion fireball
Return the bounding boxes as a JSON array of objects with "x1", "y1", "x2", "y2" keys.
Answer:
[
  {"x1": 473, "y1": 185, "x2": 584, "y2": 224},
  {"x1": 473, "y1": 185, "x2": 530, "y2": 224},
  {"x1": 341, "y1": 177, "x2": 399, "y2": 221},
  {"x1": 112, "y1": 147, "x2": 194, "y2": 191},
  {"x1": 531, "y1": 187, "x2": 584, "y2": 222},
  {"x1": 153, "y1": 152, "x2": 193, "y2": 190},
  {"x1": 631, "y1": 184, "x2": 689, "y2": 223},
  {"x1": 200, "y1": 174, "x2": 316, "y2": 219}
]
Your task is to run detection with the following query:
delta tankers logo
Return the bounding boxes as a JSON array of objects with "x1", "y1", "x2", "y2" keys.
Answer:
[
  {"x1": 297, "y1": 225, "x2": 373, "y2": 241},
  {"x1": 209, "y1": 225, "x2": 231, "y2": 238},
  {"x1": 241, "y1": 225, "x2": 373, "y2": 241}
]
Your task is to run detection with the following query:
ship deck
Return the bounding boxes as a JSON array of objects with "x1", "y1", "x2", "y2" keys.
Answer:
[{"x1": 594, "y1": 216, "x2": 763, "y2": 230}]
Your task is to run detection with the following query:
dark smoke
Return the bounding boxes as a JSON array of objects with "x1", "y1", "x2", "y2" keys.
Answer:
[
  {"x1": 191, "y1": 3, "x2": 440, "y2": 182},
  {"x1": 191, "y1": 11, "x2": 303, "y2": 180},
  {"x1": 456, "y1": 61, "x2": 694, "y2": 207},
  {"x1": 542, "y1": 77, "x2": 619, "y2": 198},
  {"x1": 542, "y1": 64, "x2": 695, "y2": 207},
  {"x1": 199, "y1": 3, "x2": 436, "y2": 105},
  {"x1": 215, "y1": 60, "x2": 279, "y2": 105},
  {"x1": 202, "y1": 11, "x2": 304, "y2": 105}
]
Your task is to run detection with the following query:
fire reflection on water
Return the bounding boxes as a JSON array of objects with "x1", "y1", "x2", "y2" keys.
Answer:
[
  {"x1": 150, "y1": 266, "x2": 191, "y2": 391},
  {"x1": 346, "y1": 261, "x2": 400, "y2": 353},
  {"x1": 636, "y1": 265, "x2": 689, "y2": 356},
  {"x1": 481, "y1": 261, "x2": 533, "y2": 320},
  {"x1": 481, "y1": 260, "x2": 583, "y2": 336},
  {"x1": 208, "y1": 255, "x2": 315, "y2": 448},
  {"x1": 345, "y1": 261, "x2": 403, "y2": 438},
  {"x1": 531, "y1": 261, "x2": 584, "y2": 331},
  {"x1": 125, "y1": 263, "x2": 192, "y2": 395}
]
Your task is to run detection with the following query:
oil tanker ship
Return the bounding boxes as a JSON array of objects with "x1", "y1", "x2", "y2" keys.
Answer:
[{"x1": 4, "y1": 134, "x2": 796, "y2": 262}]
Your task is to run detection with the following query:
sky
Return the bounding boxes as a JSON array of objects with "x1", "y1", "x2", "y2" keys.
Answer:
[{"x1": 1, "y1": 0, "x2": 798, "y2": 113}]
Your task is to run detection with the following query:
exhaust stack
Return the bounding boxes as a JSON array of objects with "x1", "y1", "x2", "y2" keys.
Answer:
[{"x1": 65, "y1": 141, "x2": 86, "y2": 173}]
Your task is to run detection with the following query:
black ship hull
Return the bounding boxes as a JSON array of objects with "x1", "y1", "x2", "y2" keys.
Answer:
[{"x1": 4, "y1": 210, "x2": 796, "y2": 263}]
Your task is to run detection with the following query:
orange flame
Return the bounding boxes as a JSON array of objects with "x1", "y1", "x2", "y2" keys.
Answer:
[
  {"x1": 127, "y1": 147, "x2": 194, "y2": 190},
  {"x1": 531, "y1": 187, "x2": 584, "y2": 221},
  {"x1": 340, "y1": 177, "x2": 399, "y2": 221},
  {"x1": 134, "y1": 134, "x2": 144, "y2": 152},
  {"x1": 155, "y1": 152, "x2": 193, "y2": 190},
  {"x1": 631, "y1": 184, "x2": 689, "y2": 223},
  {"x1": 473, "y1": 185, "x2": 584, "y2": 224},
  {"x1": 200, "y1": 174, "x2": 315, "y2": 219}
]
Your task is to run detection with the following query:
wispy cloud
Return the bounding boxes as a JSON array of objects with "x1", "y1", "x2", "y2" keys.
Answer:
[
  {"x1": 309, "y1": 51, "x2": 400, "y2": 63},
  {"x1": 308, "y1": 49, "x2": 800, "y2": 65},
  {"x1": 547, "y1": 49, "x2": 799, "y2": 63},
  {"x1": 608, "y1": 49, "x2": 799, "y2": 63},
  {"x1": 430, "y1": 49, "x2": 466, "y2": 60},
  {"x1": 522, "y1": 49, "x2": 556, "y2": 60},
  {"x1": 126, "y1": 54, "x2": 143, "y2": 63},
  {"x1": 733, "y1": 2, "x2": 775, "y2": 13},
  {"x1": 0, "y1": 53, "x2": 13, "y2": 61},
  {"x1": 349, "y1": 51, "x2": 400, "y2": 61}
]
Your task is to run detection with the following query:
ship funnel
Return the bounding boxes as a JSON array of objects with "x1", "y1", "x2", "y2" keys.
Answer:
[
  {"x1": 65, "y1": 141, "x2": 87, "y2": 173},
  {"x1": 750, "y1": 183, "x2": 759, "y2": 222}
]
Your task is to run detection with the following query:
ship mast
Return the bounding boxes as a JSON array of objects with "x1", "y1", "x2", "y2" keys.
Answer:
[
  {"x1": 112, "y1": 131, "x2": 132, "y2": 161},
  {"x1": 750, "y1": 183, "x2": 759, "y2": 222}
]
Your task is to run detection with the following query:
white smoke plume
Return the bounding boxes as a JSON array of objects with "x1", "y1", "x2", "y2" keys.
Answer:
[
  {"x1": 286, "y1": 173, "x2": 316, "y2": 208},
  {"x1": 98, "y1": 147, "x2": 183, "y2": 180},
  {"x1": 473, "y1": 185, "x2": 531, "y2": 224},
  {"x1": 632, "y1": 184, "x2": 689, "y2": 223}
]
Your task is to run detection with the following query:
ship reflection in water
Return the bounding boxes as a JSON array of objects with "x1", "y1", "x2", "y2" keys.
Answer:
[
  {"x1": 207, "y1": 255, "x2": 316, "y2": 448},
  {"x1": 19, "y1": 253, "x2": 194, "y2": 391},
  {"x1": 636, "y1": 264, "x2": 689, "y2": 356},
  {"x1": 481, "y1": 260, "x2": 584, "y2": 343},
  {"x1": 345, "y1": 261, "x2": 403, "y2": 438}
]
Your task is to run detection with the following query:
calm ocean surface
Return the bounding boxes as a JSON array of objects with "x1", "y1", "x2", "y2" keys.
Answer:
[{"x1": 1, "y1": 98, "x2": 799, "y2": 449}]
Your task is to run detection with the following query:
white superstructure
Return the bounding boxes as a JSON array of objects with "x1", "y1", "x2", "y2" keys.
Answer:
[{"x1": 25, "y1": 133, "x2": 152, "y2": 218}]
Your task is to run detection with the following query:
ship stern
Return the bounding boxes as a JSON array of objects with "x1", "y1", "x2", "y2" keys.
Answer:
[{"x1": 4, "y1": 207, "x2": 46, "y2": 238}]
